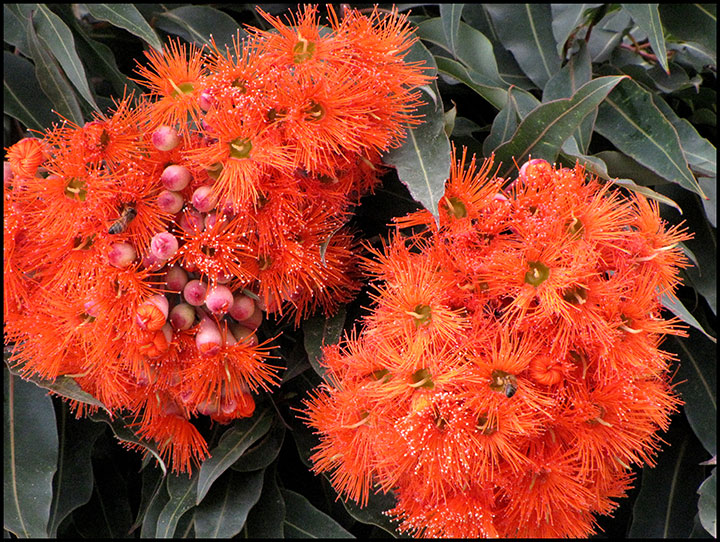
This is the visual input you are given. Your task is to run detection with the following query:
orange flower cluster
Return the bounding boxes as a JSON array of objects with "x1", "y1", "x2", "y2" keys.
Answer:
[
  {"x1": 3, "y1": 5, "x2": 430, "y2": 474},
  {"x1": 303, "y1": 150, "x2": 692, "y2": 537}
]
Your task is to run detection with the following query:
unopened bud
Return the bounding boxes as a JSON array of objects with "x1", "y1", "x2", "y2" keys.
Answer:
[
  {"x1": 205, "y1": 285, "x2": 234, "y2": 315},
  {"x1": 150, "y1": 232, "x2": 178, "y2": 260},
  {"x1": 229, "y1": 294, "x2": 255, "y2": 322},
  {"x1": 196, "y1": 316, "x2": 222, "y2": 356},
  {"x1": 108, "y1": 242, "x2": 136, "y2": 268},
  {"x1": 161, "y1": 164, "x2": 192, "y2": 191},
  {"x1": 237, "y1": 304, "x2": 263, "y2": 330},
  {"x1": 183, "y1": 279, "x2": 207, "y2": 306},
  {"x1": 152, "y1": 125, "x2": 181, "y2": 151},
  {"x1": 169, "y1": 302, "x2": 195, "y2": 330},
  {"x1": 165, "y1": 265, "x2": 188, "y2": 292},
  {"x1": 157, "y1": 190, "x2": 184, "y2": 214},
  {"x1": 192, "y1": 185, "x2": 218, "y2": 213},
  {"x1": 178, "y1": 208, "x2": 204, "y2": 233},
  {"x1": 230, "y1": 322, "x2": 259, "y2": 347},
  {"x1": 136, "y1": 294, "x2": 169, "y2": 331}
]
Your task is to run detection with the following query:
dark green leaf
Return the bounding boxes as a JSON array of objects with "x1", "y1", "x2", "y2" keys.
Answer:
[
  {"x1": 3, "y1": 51, "x2": 58, "y2": 131},
  {"x1": 139, "y1": 472, "x2": 170, "y2": 538},
  {"x1": 4, "y1": 5, "x2": 30, "y2": 54},
  {"x1": 621, "y1": 4, "x2": 670, "y2": 73},
  {"x1": 32, "y1": 4, "x2": 99, "y2": 111},
  {"x1": 698, "y1": 468, "x2": 716, "y2": 537},
  {"x1": 484, "y1": 4, "x2": 561, "y2": 89},
  {"x1": 132, "y1": 464, "x2": 166, "y2": 535},
  {"x1": 383, "y1": 39, "x2": 451, "y2": 226},
  {"x1": 231, "y1": 418, "x2": 285, "y2": 472},
  {"x1": 661, "y1": 293, "x2": 716, "y2": 343},
  {"x1": 25, "y1": 12, "x2": 84, "y2": 126},
  {"x1": 550, "y1": 4, "x2": 602, "y2": 55},
  {"x1": 440, "y1": 4, "x2": 463, "y2": 56},
  {"x1": 483, "y1": 90, "x2": 518, "y2": 156},
  {"x1": 595, "y1": 77, "x2": 705, "y2": 197},
  {"x1": 659, "y1": 4, "x2": 717, "y2": 66},
  {"x1": 494, "y1": 75, "x2": 626, "y2": 179},
  {"x1": 4, "y1": 368, "x2": 58, "y2": 538},
  {"x1": 82, "y1": 3, "x2": 162, "y2": 52},
  {"x1": 587, "y1": 8, "x2": 632, "y2": 63},
  {"x1": 443, "y1": 102, "x2": 456, "y2": 138},
  {"x1": 302, "y1": 308, "x2": 346, "y2": 383},
  {"x1": 48, "y1": 410, "x2": 104, "y2": 537},
  {"x1": 698, "y1": 177, "x2": 716, "y2": 228},
  {"x1": 434, "y1": 56, "x2": 507, "y2": 110},
  {"x1": 282, "y1": 489, "x2": 354, "y2": 538},
  {"x1": 245, "y1": 467, "x2": 285, "y2": 538},
  {"x1": 194, "y1": 469, "x2": 264, "y2": 537},
  {"x1": 341, "y1": 487, "x2": 401, "y2": 538},
  {"x1": 156, "y1": 472, "x2": 198, "y2": 538},
  {"x1": 155, "y1": 5, "x2": 244, "y2": 50},
  {"x1": 196, "y1": 408, "x2": 273, "y2": 504}
]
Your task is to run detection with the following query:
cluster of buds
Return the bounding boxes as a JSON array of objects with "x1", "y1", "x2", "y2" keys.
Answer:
[
  {"x1": 3, "y1": 5, "x2": 431, "y2": 473},
  {"x1": 303, "y1": 151, "x2": 692, "y2": 538}
]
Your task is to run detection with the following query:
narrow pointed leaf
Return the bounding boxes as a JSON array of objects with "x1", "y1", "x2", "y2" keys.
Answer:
[
  {"x1": 245, "y1": 468, "x2": 285, "y2": 538},
  {"x1": 156, "y1": 472, "x2": 198, "y2": 538},
  {"x1": 661, "y1": 293, "x2": 716, "y2": 343},
  {"x1": 4, "y1": 368, "x2": 58, "y2": 538},
  {"x1": 484, "y1": 4, "x2": 561, "y2": 89},
  {"x1": 595, "y1": 77, "x2": 705, "y2": 197},
  {"x1": 231, "y1": 419, "x2": 285, "y2": 472},
  {"x1": 132, "y1": 464, "x2": 167, "y2": 534},
  {"x1": 303, "y1": 308, "x2": 346, "y2": 383},
  {"x1": 3, "y1": 51, "x2": 58, "y2": 131},
  {"x1": 494, "y1": 76, "x2": 626, "y2": 178},
  {"x1": 341, "y1": 487, "x2": 400, "y2": 537},
  {"x1": 440, "y1": 4, "x2": 463, "y2": 56},
  {"x1": 140, "y1": 474, "x2": 170, "y2": 538},
  {"x1": 154, "y1": 5, "x2": 245, "y2": 50},
  {"x1": 434, "y1": 56, "x2": 507, "y2": 110},
  {"x1": 659, "y1": 4, "x2": 717, "y2": 66},
  {"x1": 483, "y1": 89, "x2": 519, "y2": 156},
  {"x1": 622, "y1": 4, "x2": 670, "y2": 73},
  {"x1": 194, "y1": 469, "x2": 264, "y2": 537},
  {"x1": 196, "y1": 408, "x2": 273, "y2": 504},
  {"x1": 550, "y1": 4, "x2": 602, "y2": 55},
  {"x1": 82, "y1": 3, "x2": 162, "y2": 51},
  {"x1": 698, "y1": 468, "x2": 717, "y2": 537},
  {"x1": 282, "y1": 489, "x2": 354, "y2": 538}
]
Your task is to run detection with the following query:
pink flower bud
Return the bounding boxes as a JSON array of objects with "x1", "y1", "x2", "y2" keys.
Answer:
[
  {"x1": 157, "y1": 190, "x2": 184, "y2": 214},
  {"x1": 183, "y1": 279, "x2": 207, "y2": 306},
  {"x1": 150, "y1": 232, "x2": 179, "y2": 260},
  {"x1": 199, "y1": 92, "x2": 214, "y2": 111},
  {"x1": 230, "y1": 323, "x2": 259, "y2": 347},
  {"x1": 169, "y1": 303, "x2": 196, "y2": 330},
  {"x1": 229, "y1": 294, "x2": 255, "y2": 322},
  {"x1": 205, "y1": 285, "x2": 234, "y2": 315},
  {"x1": 216, "y1": 272, "x2": 232, "y2": 284},
  {"x1": 178, "y1": 209, "x2": 204, "y2": 233},
  {"x1": 152, "y1": 125, "x2": 181, "y2": 151},
  {"x1": 192, "y1": 185, "x2": 218, "y2": 213},
  {"x1": 237, "y1": 304, "x2": 263, "y2": 330},
  {"x1": 196, "y1": 316, "x2": 222, "y2": 356},
  {"x1": 165, "y1": 265, "x2": 188, "y2": 292},
  {"x1": 83, "y1": 299, "x2": 101, "y2": 317},
  {"x1": 161, "y1": 164, "x2": 192, "y2": 191},
  {"x1": 108, "y1": 242, "x2": 136, "y2": 268},
  {"x1": 518, "y1": 158, "x2": 550, "y2": 183},
  {"x1": 142, "y1": 252, "x2": 165, "y2": 270},
  {"x1": 4, "y1": 161, "x2": 14, "y2": 187},
  {"x1": 204, "y1": 211, "x2": 227, "y2": 230}
]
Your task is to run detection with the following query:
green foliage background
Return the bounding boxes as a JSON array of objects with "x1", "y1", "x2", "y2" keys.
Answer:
[{"x1": 4, "y1": 3, "x2": 716, "y2": 538}]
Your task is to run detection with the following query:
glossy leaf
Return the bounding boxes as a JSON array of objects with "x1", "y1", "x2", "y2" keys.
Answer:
[
  {"x1": 302, "y1": 308, "x2": 346, "y2": 383},
  {"x1": 154, "y1": 5, "x2": 244, "y2": 50},
  {"x1": 3, "y1": 51, "x2": 58, "y2": 131},
  {"x1": 483, "y1": 88, "x2": 519, "y2": 156},
  {"x1": 47, "y1": 410, "x2": 104, "y2": 537},
  {"x1": 231, "y1": 418, "x2": 285, "y2": 472},
  {"x1": 194, "y1": 468, "x2": 264, "y2": 537},
  {"x1": 32, "y1": 4, "x2": 99, "y2": 111},
  {"x1": 621, "y1": 4, "x2": 670, "y2": 73},
  {"x1": 245, "y1": 467, "x2": 285, "y2": 538},
  {"x1": 659, "y1": 4, "x2": 717, "y2": 66},
  {"x1": 82, "y1": 3, "x2": 162, "y2": 51},
  {"x1": 661, "y1": 293, "x2": 716, "y2": 343},
  {"x1": 132, "y1": 464, "x2": 166, "y2": 535},
  {"x1": 4, "y1": 4, "x2": 30, "y2": 55},
  {"x1": 282, "y1": 489, "x2": 354, "y2": 538},
  {"x1": 139, "y1": 473, "x2": 170, "y2": 538},
  {"x1": 484, "y1": 4, "x2": 561, "y2": 89},
  {"x1": 156, "y1": 472, "x2": 198, "y2": 538},
  {"x1": 434, "y1": 56, "x2": 507, "y2": 110},
  {"x1": 383, "y1": 39, "x2": 450, "y2": 226},
  {"x1": 196, "y1": 408, "x2": 273, "y2": 504},
  {"x1": 25, "y1": 13, "x2": 84, "y2": 126},
  {"x1": 550, "y1": 4, "x2": 601, "y2": 55},
  {"x1": 698, "y1": 177, "x2": 716, "y2": 228},
  {"x1": 440, "y1": 4, "x2": 463, "y2": 56},
  {"x1": 341, "y1": 487, "x2": 400, "y2": 538},
  {"x1": 493, "y1": 75, "x2": 626, "y2": 179},
  {"x1": 595, "y1": 77, "x2": 705, "y2": 198},
  {"x1": 4, "y1": 368, "x2": 58, "y2": 538},
  {"x1": 698, "y1": 468, "x2": 717, "y2": 537}
]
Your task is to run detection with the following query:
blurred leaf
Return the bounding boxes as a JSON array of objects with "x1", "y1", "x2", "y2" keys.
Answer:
[
  {"x1": 4, "y1": 368, "x2": 58, "y2": 538},
  {"x1": 82, "y1": 3, "x2": 162, "y2": 52},
  {"x1": 194, "y1": 469, "x2": 264, "y2": 537},
  {"x1": 231, "y1": 418, "x2": 285, "y2": 472},
  {"x1": 341, "y1": 487, "x2": 401, "y2": 538},
  {"x1": 484, "y1": 4, "x2": 562, "y2": 89},
  {"x1": 440, "y1": 4, "x2": 462, "y2": 56},
  {"x1": 611, "y1": 178, "x2": 683, "y2": 214},
  {"x1": 245, "y1": 467, "x2": 285, "y2": 538},
  {"x1": 282, "y1": 489, "x2": 354, "y2": 538},
  {"x1": 595, "y1": 76, "x2": 705, "y2": 198},
  {"x1": 47, "y1": 410, "x2": 104, "y2": 537},
  {"x1": 621, "y1": 4, "x2": 670, "y2": 73},
  {"x1": 32, "y1": 4, "x2": 99, "y2": 112},
  {"x1": 698, "y1": 468, "x2": 717, "y2": 537},
  {"x1": 661, "y1": 293, "x2": 716, "y2": 343},
  {"x1": 3, "y1": 52, "x2": 57, "y2": 130},
  {"x1": 383, "y1": 39, "x2": 451, "y2": 226},
  {"x1": 154, "y1": 5, "x2": 244, "y2": 50},
  {"x1": 698, "y1": 177, "x2": 716, "y2": 228},
  {"x1": 443, "y1": 101, "x2": 456, "y2": 138},
  {"x1": 25, "y1": 12, "x2": 83, "y2": 126},
  {"x1": 196, "y1": 408, "x2": 273, "y2": 504},
  {"x1": 659, "y1": 4, "x2": 717, "y2": 67},
  {"x1": 550, "y1": 4, "x2": 602, "y2": 55},
  {"x1": 302, "y1": 308, "x2": 346, "y2": 383},
  {"x1": 494, "y1": 75, "x2": 626, "y2": 179},
  {"x1": 156, "y1": 471, "x2": 198, "y2": 538}
]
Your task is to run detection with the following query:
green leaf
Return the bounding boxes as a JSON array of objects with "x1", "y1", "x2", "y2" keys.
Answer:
[
  {"x1": 32, "y1": 4, "x2": 99, "y2": 112},
  {"x1": 595, "y1": 77, "x2": 705, "y2": 198},
  {"x1": 483, "y1": 90, "x2": 518, "y2": 156},
  {"x1": 194, "y1": 469, "x2": 264, "y2": 537},
  {"x1": 4, "y1": 368, "x2": 58, "y2": 538},
  {"x1": 139, "y1": 470, "x2": 170, "y2": 538},
  {"x1": 196, "y1": 408, "x2": 273, "y2": 504},
  {"x1": 550, "y1": 4, "x2": 602, "y2": 55},
  {"x1": 698, "y1": 177, "x2": 716, "y2": 228},
  {"x1": 282, "y1": 489, "x2": 354, "y2": 538},
  {"x1": 661, "y1": 293, "x2": 716, "y2": 343},
  {"x1": 47, "y1": 410, "x2": 104, "y2": 537},
  {"x1": 484, "y1": 4, "x2": 562, "y2": 89},
  {"x1": 231, "y1": 418, "x2": 285, "y2": 472},
  {"x1": 341, "y1": 487, "x2": 400, "y2": 538},
  {"x1": 25, "y1": 12, "x2": 84, "y2": 126},
  {"x1": 154, "y1": 5, "x2": 244, "y2": 50},
  {"x1": 493, "y1": 75, "x2": 626, "y2": 179},
  {"x1": 156, "y1": 471, "x2": 198, "y2": 538},
  {"x1": 440, "y1": 4, "x2": 463, "y2": 56},
  {"x1": 434, "y1": 56, "x2": 507, "y2": 110},
  {"x1": 82, "y1": 3, "x2": 162, "y2": 52},
  {"x1": 698, "y1": 468, "x2": 717, "y2": 537},
  {"x1": 245, "y1": 467, "x2": 285, "y2": 538},
  {"x1": 621, "y1": 4, "x2": 670, "y2": 73},
  {"x1": 4, "y1": 4, "x2": 30, "y2": 54},
  {"x1": 659, "y1": 4, "x2": 716, "y2": 67},
  {"x1": 382, "y1": 39, "x2": 451, "y2": 226},
  {"x1": 3, "y1": 51, "x2": 58, "y2": 131},
  {"x1": 302, "y1": 308, "x2": 346, "y2": 383},
  {"x1": 443, "y1": 101, "x2": 456, "y2": 138}
]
